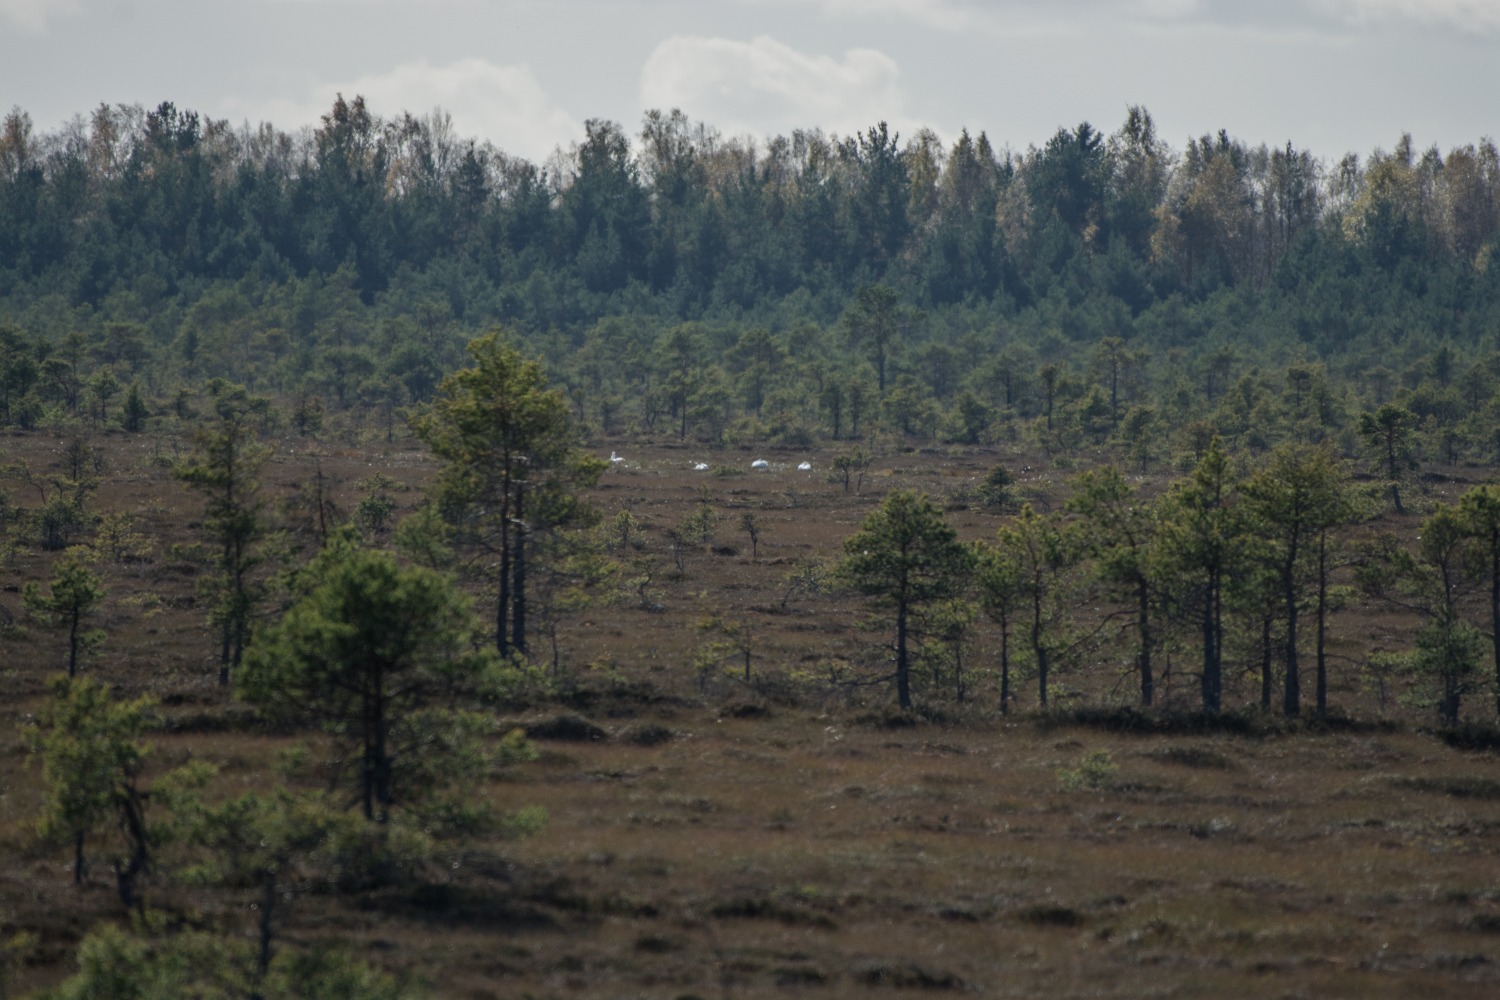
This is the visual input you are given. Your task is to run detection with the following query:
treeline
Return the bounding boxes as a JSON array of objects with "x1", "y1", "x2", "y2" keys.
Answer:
[
  {"x1": 841, "y1": 445, "x2": 1500, "y2": 727},
  {"x1": 2, "y1": 98, "x2": 1500, "y2": 464},
  {"x1": 3, "y1": 98, "x2": 1498, "y2": 313}
]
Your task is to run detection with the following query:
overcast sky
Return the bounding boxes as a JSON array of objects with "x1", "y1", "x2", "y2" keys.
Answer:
[{"x1": 2, "y1": 0, "x2": 1496, "y2": 167}]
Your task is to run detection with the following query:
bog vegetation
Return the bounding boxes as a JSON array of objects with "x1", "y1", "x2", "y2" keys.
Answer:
[{"x1": 3, "y1": 97, "x2": 1500, "y2": 996}]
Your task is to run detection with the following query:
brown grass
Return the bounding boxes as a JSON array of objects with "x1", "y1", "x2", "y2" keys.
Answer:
[{"x1": 3, "y1": 427, "x2": 1500, "y2": 997}]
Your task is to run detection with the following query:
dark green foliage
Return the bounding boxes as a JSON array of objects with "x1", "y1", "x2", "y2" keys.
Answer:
[
  {"x1": 413, "y1": 332, "x2": 603, "y2": 657},
  {"x1": 1068, "y1": 467, "x2": 1161, "y2": 707},
  {"x1": 1456, "y1": 485, "x2": 1500, "y2": 717},
  {"x1": 1413, "y1": 615, "x2": 1487, "y2": 727},
  {"x1": 5, "y1": 97, "x2": 1500, "y2": 740},
  {"x1": 990, "y1": 504, "x2": 1075, "y2": 710},
  {"x1": 841, "y1": 490, "x2": 974, "y2": 710},
  {"x1": 173, "y1": 786, "x2": 363, "y2": 985},
  {"x1": 2, "y1": 97, "x2": 1499, "y2": 465},
  {"x1": 119, "y1": 382, "x2": 149, "y2": 432},
  {"x1": 173, "y1": 382, "x2": 269, "y2": 686},
  {"x1": 1154, "y1": 438, "x2": 1240, "y2": 713},
  {"x1": 22, "y1": 547, "x2": 105, "y2": 676},
  {"x1": 977, "y1": 465, "x2": 1018, "y2": 511},
  {"x1": 525, "y1": 713, "x2": 607, "y2": 743},
  {"x1": 1359, "y1": 403, "x2": 1419, "y2": 512},
  {"x1": 1361, "y1": 498, "x2": 1492, "y2": 724},
  {"x1": 1240, "y1": 444, "x2": 1354, "y2": 717},
  {"x1": 24, "y1": 677, "x2": 192, "y2": 910},
  {"x1": 39, "y1": 923, "x2": 419, "y2": 1000},
  {"x1": 238, "y1": 534, "x2": 501, "y2": 824}
]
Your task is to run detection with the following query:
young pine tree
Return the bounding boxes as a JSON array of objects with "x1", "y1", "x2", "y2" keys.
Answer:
[
  {"x1": 1067, "y1": 467, "x2": 1161, "y2": 708},
  {"x1": 995, "y1": 503, "x2": 1075, "y2": 710},
  {"x1": 1240, "y1": 443, "x2": 1353, "y2": 717},
  {"x1": 1456, "y1": 485, "x2": 1500, "y2": 718},
  {"x1": 173, "y1": 382, "x2": 270, "y2": 686},
  {"x1": 239, "y1": 533, "x2": 499, "y2": 825},
  {"x1": 23, "y1": 547, "x2": 105, "y2": 677},
  {"x1": 413, "y1": 333, "x2": 603, "y2": 658},
  {"x1": 28, "y1": 677, "x2": 157, "y2": 908},
  {"x1": 841, "y1": 490, "x2": 973, "y2": 711}
]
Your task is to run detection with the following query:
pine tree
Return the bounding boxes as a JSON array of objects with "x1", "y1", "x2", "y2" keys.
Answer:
[
  {"x1": 841, "y1": 490, "x2": 974, "y2": 711},
  {"x1": 27, "y1": 677, "x2": 152, "y2": 907},
  {"x1": 119, "y1": 381, "x2": 149, "y2": 432},
  {"x1": 177, "y1": 788, "x2": 357, "y2": 988},
  {"x1": 1358, "y1": 403, "x2": 1419, "y2": 513},
  {"x1": 1457, "y1": 485, "x2": 1500, "y2": 718},
  {"x1": 173, "y1": 381, "x2": 269, "y2": 686},
  {"x1": 975, "y1": 539, "x2": 1023, "y2": 714},
  {"x1": 413, "y1": 332, "x2": 603, "y2": 658},
  {"x1": 1360, "y1": 503, "x2": 1482, "y2": 725},
  {"x1": 23, "y1": 547, "x2": 105, "y2": 677},
  {"x1": 1068, "y1": 467, "x2": 1161, "y2": 707},
  {"x1": 1241, "y1": 443, "x2": 1354, "y2": 716},
  {"x1": 238, "y1": 533, "x2": 497, "y2": 824},
  {"x1": 1155, "y1": 438, "x2": 1241, "y2": 713},
  {"x1": 996, "y1": 504, "x2": 1074, "y2": 710}
]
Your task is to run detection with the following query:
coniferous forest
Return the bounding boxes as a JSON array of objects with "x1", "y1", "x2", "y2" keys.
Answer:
[
  {"x1": 5, "y1": 97, "x2": 1500, "y2": 997},
  {"x1": 1, "y1": 97, "x2": 1498, "y2": 453}
]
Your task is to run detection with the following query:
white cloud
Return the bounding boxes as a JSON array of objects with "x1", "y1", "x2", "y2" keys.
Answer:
[
  {"x1": 224, "y1": 58, "x2": 582, "y2": 164},
  {"x1": 770, "y1": 0, "x2": 1499, "y2": 35},
  {"x1": 745, "y1": 0, "x2": 1204, "y2": 32},
  {"x1": 640, "y1": 35, "x2": 919, "y2": 141},
  {"x1": 805, "y1": 0, "x2": 978, "y2": 31},
  {"x1": 0, "y1": 0, "x2": 78, "y2": 31},
  {"x1": 1314, "y1": 0, "x2": 1500, "y2": 33},
  {"x1": 1127, "y1": 0, "x2": 1202, "y2": 17}
]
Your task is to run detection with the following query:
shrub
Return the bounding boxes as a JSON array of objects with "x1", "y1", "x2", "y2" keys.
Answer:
[{"x1": 1058, "y1": 749, "x2": 1118, "y2": 791}]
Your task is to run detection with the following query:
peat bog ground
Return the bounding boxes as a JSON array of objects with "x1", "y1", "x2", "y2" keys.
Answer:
[{"x1": 4, "y1": 429, "x2": 1500, "y2": 997}]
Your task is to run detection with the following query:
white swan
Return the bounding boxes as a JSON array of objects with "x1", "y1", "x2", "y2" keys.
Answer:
[
  {"x1": 751, "y1": 459, "x2": 770, "y2": 470},
  {"x1": 797, "y1": 461, "x2": 812, "y2": 471},
  {"x1": 693, "y1": 462, "x2": 709, "y2": 471},
  {"x1": 610, "y1": 451, "x2": 625, "y2": 464}
]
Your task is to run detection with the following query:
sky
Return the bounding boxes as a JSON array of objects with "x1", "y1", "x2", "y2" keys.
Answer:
[{"x1": 1, "y1": 0, "x2": 1496, "y2": 167}]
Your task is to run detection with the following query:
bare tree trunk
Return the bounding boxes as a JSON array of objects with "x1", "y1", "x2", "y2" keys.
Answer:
[
  {"x1": 1315, "y1": 532, "x2": 1329, "y2": 717},
  {"x1": 372, "y1": 672, "x2": 390, "y2": 823},
  {"x1": 896, "y1": 603, "x2": 911, "y2": 711},
  {"x1": 497, "y1": 535, "x2": 511, "y2": 656},
  {"x1": 68, "y1": 606, "x2": 81, "y2": 677},
  {"x1": 512, "y1": 486, "x2": 527, "y2": 657},
  {"x1": 254, "y1": 868, "x2": 276, "y2": 995},
  {"x1": 999, "y1": 622, "x2": 1011, "y2": 715},
  {"x1": 1031, "y1": 592, "x2": 1048, "y2": 709},
  {"x1": 113, "y1": 783, "x2": 149, "y2": 912},
  {"x1": 1491, "y1": 547, "x2": 1500, "y2": 719},
  {"x1": 1137, "y1": 579, "x2": 1153, "y2": 707},
  {"x1": 1260, "y1": 616, "x2": 1273, "y2": 711},
  {"x1": 1201, "y1": 580, "x2": 1220, "y2": 713},
  {"x1": 1282, "y1": 528, "x2": 1302, "y2": 717}
]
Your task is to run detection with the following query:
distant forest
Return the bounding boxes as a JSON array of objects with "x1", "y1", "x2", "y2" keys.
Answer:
[{"x1": 1, "y1": 97, "x2": 1499, "y2": 458}]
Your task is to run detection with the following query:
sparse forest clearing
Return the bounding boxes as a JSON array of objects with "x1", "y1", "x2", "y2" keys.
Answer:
[
  {"x1": 4, "y1": 429, "x2": 1500, "y2": 998},
  {"x1": 4, "y1": 93, "x2": 1500, "y2": 996}
]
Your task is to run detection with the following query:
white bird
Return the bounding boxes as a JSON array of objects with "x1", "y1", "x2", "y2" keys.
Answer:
[
  {"x1": 751, "y1": 459, "x2": 770, "y2": 470},
  {"x1": 797, "y1": 461, "x2": 812, "y2": 471},
  {"x1": 693, "y1": 462, "x2": 709, "y2": 471},
  {"x1": 610, "y1": 451, "x2": 625, "y2": 464}
]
